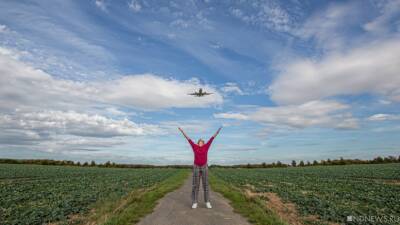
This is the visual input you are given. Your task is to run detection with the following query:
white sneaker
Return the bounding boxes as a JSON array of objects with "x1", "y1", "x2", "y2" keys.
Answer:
[
  {"x1": 191, "y1": 203, "x2": 198, "y2": 209},
  {"x1": 206, "y1": 202, "x2": 212, "y2": 209}
]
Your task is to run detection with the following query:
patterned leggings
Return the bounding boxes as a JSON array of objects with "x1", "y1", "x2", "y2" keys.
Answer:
[{"x1": 191, "y1": 164, "x2": 209, "y2": 203}]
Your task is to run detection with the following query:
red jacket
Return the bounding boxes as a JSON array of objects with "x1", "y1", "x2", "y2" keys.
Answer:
[{"x1": 188, "y1": 137, "x2": 214, "y2": 166}]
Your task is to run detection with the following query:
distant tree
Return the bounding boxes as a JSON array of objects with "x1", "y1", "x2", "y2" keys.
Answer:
[
  {"x1": 374, "y1": 156, "x2": 384, "y2": 164},
  {"x1": 276, "y1": 161, "x2": 283, "y2": 167},
  {"x1": 327, "y1": 158, "x2": 331, "y2": 165},
  {"x1": 383, "y1": 157, "x2": 389, "y2": 163},
  {"x1": 83, "y1": 162, "x2": 88, "y2": 167},
  {"x1": 306, "y1": 161, "x2": 311, "y2": 166},
  {"x1": 398, "y1": 155, "x2": 400, "y2": 162},
  {"x1": 90, "y1": 160, "x2": 96, "y2": 166},
  {"x1": 261, "y1": 162, "x2": 266, "y2": 168},
  {"x1": 291, "y1": 160, "x2": 297, "y2": 167},
  {"x1": 105, "y1": 161, "x2": 111, "y2": 167},
  {"x1": 299, "y1": 160, "x2": 305, "y2": 167},
  {"x1": 387, "y1": 156, "x2": 397, "y2": 163},
  {"x1": 313, "y1": 160, "x2": 318, "y2": 166}
]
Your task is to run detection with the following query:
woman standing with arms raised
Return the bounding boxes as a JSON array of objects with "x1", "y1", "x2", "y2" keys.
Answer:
[{"x1": 178, "y1": 126, "x2": 222, "y2": 209}]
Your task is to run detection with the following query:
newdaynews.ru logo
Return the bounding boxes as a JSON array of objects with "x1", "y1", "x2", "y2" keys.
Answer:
[{"x1": 347, "y1": 215, "x2": 400, "y2": 224}]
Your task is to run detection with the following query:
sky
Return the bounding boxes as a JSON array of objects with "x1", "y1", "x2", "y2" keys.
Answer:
[{"x1": 0, "y1": 0, "x2": 399, "y2": 165}]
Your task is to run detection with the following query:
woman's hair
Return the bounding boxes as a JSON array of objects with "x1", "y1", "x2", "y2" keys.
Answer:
[{"x1": 197, "y1": 139, "x2": 205, "y2": 145}]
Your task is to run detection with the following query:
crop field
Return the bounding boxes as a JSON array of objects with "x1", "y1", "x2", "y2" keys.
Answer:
[
  {"x1": 211, "y1": 163, "x2": 400, "y2": 225},
  {"x1": 0, "y1": 164, "x2": 181, "y2": 225}
]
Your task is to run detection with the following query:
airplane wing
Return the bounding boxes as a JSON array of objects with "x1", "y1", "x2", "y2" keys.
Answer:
[
  {"x1": 188, "y1": 93, "x2": 198, "y2": 95},
  {"x1": 203, "y1": 92, "x2": 213, "y2": 95}
]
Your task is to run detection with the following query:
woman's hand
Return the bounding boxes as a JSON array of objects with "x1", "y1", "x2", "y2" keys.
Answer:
[
  {"x1": 178, "y1": 127, "x2": 190, "y2": 140},
  {"x1": 213, "y1": 126, "x2": 222, "y2": 138}
]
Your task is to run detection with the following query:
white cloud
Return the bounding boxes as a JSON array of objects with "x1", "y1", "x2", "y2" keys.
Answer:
[
  {"x1": 268, "y1": 40, "x2": 400, "y2": 104},
  {"x1": 214, "y1": 113, "x2": 248, "y2": 120},
  {"x1": 367, "y1": 113, "x2": 400, "y2": 121},
  {"x1": 52, "y1": 137, "x2": 126, "y2": 151},
  {"x1": 230, "y1": 1, "x2": 294, "y2": 33},
  {"x1": 0, "y1": 4, "x2": 116, "y2": 80},
  {"x1": 0, "y1": 50, "x2": 223, "y2": 111},
  {"x1": 260, "y1": 2, "x2": 292, "y2": 32},
  {"x1": 214, "y1": 100, "x2": 358, "y2": 129},
  {"x1": 363, "y1": 0, "x2": 400, "y2": 34},
  {"x1": 0, "y1": 24, "x2": 8, "y2": 33},
  {"x1": 0, "y1": 109, "x2": 163, "y2": 153},
  {"x1": 105, "y1": 107, "x2": 127, "y2": 116},
  {"x1": 170, "y1": 19, "x2": 190, "y2": 28},
  {"x1": 0, "y1": 47, "x2": 222, "y2": 150},
  {"x1": 0, "y1": 46, "x2": 31, "y2": 61},
  {"x1": 221, "y1": 82, "x2": 244, "y2": 95},
  {"x1": 101, "y1": 74, "x2": 223, "y2": 109},
  {"x1": 335, "y1": 117, "x2": 359, "y2": 129},
  {"x1": 379, "y1": 99, "x2": 392, "y2": 105},
  {"x1": 0, "y1": 52, "x2": 95, "y2": 112},
  {"x1": 128, "y1": 0, "x2": 142, "y2": 12},
  {"x1": 95, "y1": 0, "x2": 107, "y2": 11},
  {"x1": 158, "y1": 120, "x2": 215, "y2": 135},
  {"x1": 0, "y1": 129, "x2": 43, "y2": 146},
  {"x1": 0, "y1": 110, "x2": 156, "y2": 138},
  {"x1": 295, "y1": 2, "x2": 361, "y2": 51},
  {"x1": 230, "y1": 8, "x2": 243, "y2": 18}
]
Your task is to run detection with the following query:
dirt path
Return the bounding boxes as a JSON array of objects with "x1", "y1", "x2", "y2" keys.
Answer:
[{"x1": 137, "y1": 175, "x2": 251, "y2": 225}]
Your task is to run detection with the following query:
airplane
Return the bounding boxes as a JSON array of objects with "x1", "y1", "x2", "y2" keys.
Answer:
[{"x1": 188, "y1": 88, "x2": 213, "y2": 97}]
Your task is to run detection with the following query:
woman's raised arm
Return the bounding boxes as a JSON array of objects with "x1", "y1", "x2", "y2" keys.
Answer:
[
  {"x1": 178, "y1": 127, "x2": 190, "y2": 141},
  {"x1": 212, "y1": 126, "x2": 222, "y2": 138}
]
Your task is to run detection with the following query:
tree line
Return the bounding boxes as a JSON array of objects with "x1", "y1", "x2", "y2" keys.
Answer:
[
  {"x1": 0, "y1": 155, "x2": 399, "y2": 169},
  {"x1": 210, "y1": 155, "x2": 400, "y2": 168},
  {"x1": 0, "y1": 158, "x2": 191, "y2": 168}
]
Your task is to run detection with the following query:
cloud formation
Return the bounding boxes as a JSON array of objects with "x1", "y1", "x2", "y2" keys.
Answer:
[
  {"x1": 128, "y1": 0, "x2": 142, "y2": 12},
  {"x1": 268, "y1": 40, "x2": 400, "y2": 104},
  {"x1": 95, "y1": 0, "x2": 107, "y2": 11},
  {"x1": 363, "y1": 0, "x2": 400, "y2": 34},
  {"x1": 230, "y1": 1, "x2": 295, "y2": 33},
  {"x1": 0, "y1": 110, "x2": 155, "y2": 138},
  {"x1": 214, "y1": 100, "x2": 358, "y2": 129},
  {"x1": 0, "y1": 47, "x2": 222, "y2": 150},
  {"x1": 0, "y1": 49, "x2": 222, "y2": 112},
  {"x1": 101, "y1": 75, "x2": 223, "y2": 110},
  {"x1": 367, "y1": 114, "x2": 400, "y2": 121},
  {"x1": 295, "y1": 2, "x2": 363, "y2": 51},
  {"x1": 220, "y1": 82, "x2": 244, "y2": 95},
  {"x1": 0, "y1": 24, "x2": 8, "y2": 33}
]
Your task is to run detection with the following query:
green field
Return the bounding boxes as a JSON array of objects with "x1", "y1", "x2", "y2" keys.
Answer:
[
  {"x1": 2, "y1": 163, "x2": 399, "y2": 225},
  {"x1": 0, "y1": 164, "x2": 184, "y2": 225},
  {"x1": 211, "y1": 163, "x2": 400, "y2": 225}
]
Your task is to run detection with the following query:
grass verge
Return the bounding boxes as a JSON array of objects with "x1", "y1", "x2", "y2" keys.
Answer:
[
  {"x1": 209, "y1": 172, "x2": 289, "y2": 225},
  {"x1": 68, "y1": 169, "x2": 189, "y2": 225}
]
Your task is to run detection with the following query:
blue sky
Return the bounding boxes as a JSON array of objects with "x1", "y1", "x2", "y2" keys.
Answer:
[{"x1": 0, "y1": 0, "x2": 399, "y2": 165}]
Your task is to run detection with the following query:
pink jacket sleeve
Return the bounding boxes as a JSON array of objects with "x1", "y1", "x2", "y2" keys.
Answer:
[
  {"x1": 205, "y1": 136, "x2": 215, "y2": 147},
  {"x1": 188, "y1": 138, "x2": 196, "y2": 149}
]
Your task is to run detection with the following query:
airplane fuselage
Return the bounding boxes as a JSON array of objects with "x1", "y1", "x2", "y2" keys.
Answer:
[{"x1": 188, "y1": 88, "x2": 212, "y2": 97}]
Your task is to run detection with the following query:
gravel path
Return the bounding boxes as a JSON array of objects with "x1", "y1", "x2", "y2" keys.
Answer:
[{"x1": 137, "y1": 174, "x2": 251, "y2": 225}]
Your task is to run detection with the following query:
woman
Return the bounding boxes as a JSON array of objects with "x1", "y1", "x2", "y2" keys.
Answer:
[{"x1": 178, "y1": 126, "x2": 222, "y2": 209}]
